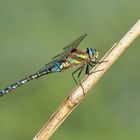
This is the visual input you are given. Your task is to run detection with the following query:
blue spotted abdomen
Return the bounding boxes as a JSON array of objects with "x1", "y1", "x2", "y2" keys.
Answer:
[
  {"x1": 51, "y1": 61, "x2": 71, "y2": 72},
  {"x1": 51, "y1": 61, "x2": 62, "y2": 72}
]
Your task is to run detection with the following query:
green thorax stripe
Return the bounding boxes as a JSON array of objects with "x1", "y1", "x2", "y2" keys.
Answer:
[{"x1": 74, "y1": 52, "x2": 88, "y2": 60}]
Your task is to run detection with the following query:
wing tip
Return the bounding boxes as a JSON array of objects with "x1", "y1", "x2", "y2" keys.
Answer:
[
  {"x1": 84, "y1": 33, "x2": 88, "y2": 36},
  {"x1": 82, "y1": 33, "x2": 88, "y2": 37},
  {"x1": 80, "y1": 33, "x2": 88, "y2": 40}
]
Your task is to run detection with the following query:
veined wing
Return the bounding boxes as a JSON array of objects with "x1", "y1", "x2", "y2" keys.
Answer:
[
  {"x1": 52, "y1": 52, "x2": 68, "y2": 60},
  {"x1": 39, "y1": 59, "x2": 59, "y2": 72},
  {"x1": 63, "y1": 34, "x2": 87, "y2": 52},
  {"x1": 52, "y1": 34, "x2": 87, "y2": 60}
]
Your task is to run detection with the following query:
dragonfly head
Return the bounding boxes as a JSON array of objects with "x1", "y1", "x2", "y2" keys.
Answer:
[{"x1": 87, "y1": 48, "x2": 98, "y2": 62}]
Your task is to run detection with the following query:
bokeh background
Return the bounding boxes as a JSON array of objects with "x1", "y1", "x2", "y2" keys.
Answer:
[{"x1": 0, "y1": 0, "x2": 140, "y2": 140}]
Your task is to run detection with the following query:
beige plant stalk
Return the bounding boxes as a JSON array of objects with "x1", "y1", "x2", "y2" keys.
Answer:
[{"x1": 33, "y1": 19, "x2": 140, "y2": 140}]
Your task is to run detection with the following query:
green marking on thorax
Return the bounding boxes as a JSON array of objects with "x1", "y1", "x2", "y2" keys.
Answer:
[{"x1": 75, "y1": 53, "x2": 88, "y2": 59}]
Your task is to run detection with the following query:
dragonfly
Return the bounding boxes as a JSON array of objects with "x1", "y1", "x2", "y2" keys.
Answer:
[{"x1": 0, "y1": 34, "x2": 100, "y2": 97}]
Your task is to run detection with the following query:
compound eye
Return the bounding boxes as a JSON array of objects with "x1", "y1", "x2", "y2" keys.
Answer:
[{"x1": 89, "y1": 48, "x2": 94, "y2": 55}]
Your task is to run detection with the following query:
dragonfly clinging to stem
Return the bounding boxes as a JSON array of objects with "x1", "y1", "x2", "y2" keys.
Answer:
[{"x1": 0, "y1": 34, "x2": 100, "y2": 97}]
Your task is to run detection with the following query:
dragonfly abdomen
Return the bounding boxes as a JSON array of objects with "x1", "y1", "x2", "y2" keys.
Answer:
[
  {"x1": 0, "y1": 70, "x2": 49, "y2": 97},
  {"x1": 49, "y1": 61, "x2": 71, "y2": 72},
  {"x1": 0, "y1": 61, "x2": 68, "y2": 97},
  {"x1": 50, "y1": 61, "x2": 62, "y2": 72}
]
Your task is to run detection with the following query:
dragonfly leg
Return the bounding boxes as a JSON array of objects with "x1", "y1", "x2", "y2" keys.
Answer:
[
  {"x1": 77, "y1": 66, "x2": 84, "y2": 82},
  {"x1": 77, "y1": 66, "x2": 85, "y2": 93},
  {"x1": 89, "y1": 69, "x2": 104, "y2": 75},
  {"x1": 89, "y1": 62, "x2": 96, "y2": 67},
  {"x1": 88, "y1": 62, "x2": 104, "y2": 75},
  {"x1": 72, "y1": 66, "x2": 83, "y2": 85},
  {"x1": 91, "y1": 60, "x2": 108, "y2": 65},
  {"x1": 89, "y1": 60, "x2": 108, "y2": 74},
  {"x1": 86, "y1": 64, "x2": 89, "y2": 75}
]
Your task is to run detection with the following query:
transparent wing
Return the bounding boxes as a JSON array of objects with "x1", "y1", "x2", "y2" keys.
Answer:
[
  {"x1": 45, "y1": 60, "x2": 57, "y2": 68},
  {"x1": 39, "y1": 59, "x2": 59, "y2": 72},
  {"x1": 52, "y1": 52, "x2": 68, "y2": 60},
  {"x1": 52, "y1": 34, "x2": 87, "y2": 60},
  {"x1": 63, "y1": 34, "x2": 87, "y2": 52}
]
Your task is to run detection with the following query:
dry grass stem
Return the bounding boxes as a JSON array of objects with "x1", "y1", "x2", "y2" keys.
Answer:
[{"x1": 33, "y1": 19, "x2": 140, "y2": 140}]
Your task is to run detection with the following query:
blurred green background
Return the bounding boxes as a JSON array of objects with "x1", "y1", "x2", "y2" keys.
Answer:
[{"x1": 0, "y1": 0, "x2": 140, "y2": 140}]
